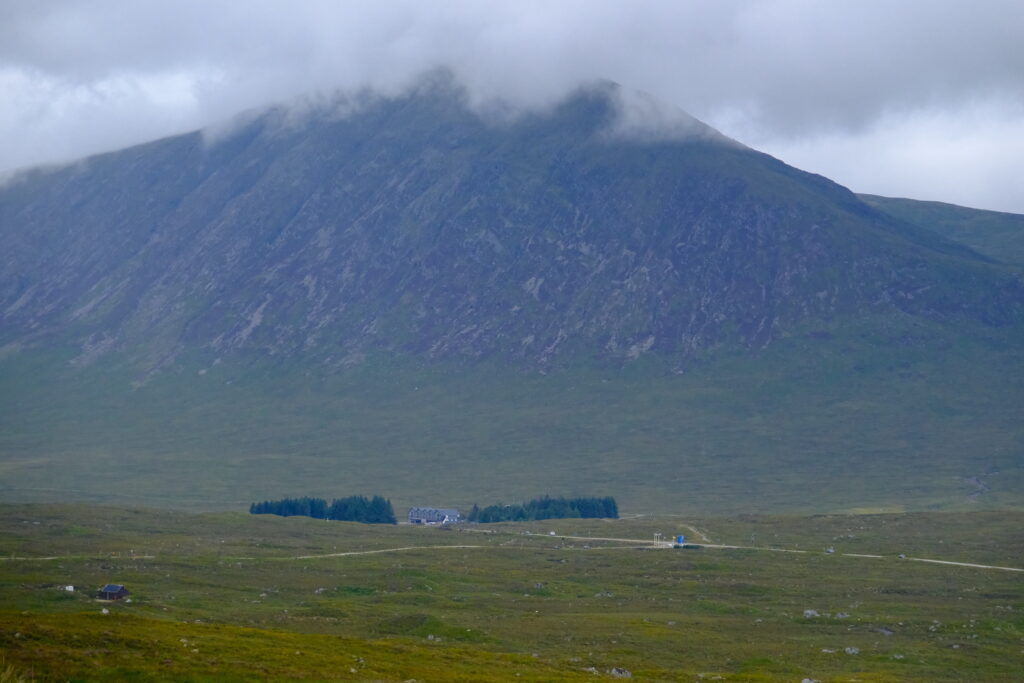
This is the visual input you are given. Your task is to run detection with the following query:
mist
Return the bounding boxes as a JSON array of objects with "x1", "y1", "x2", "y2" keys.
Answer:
[{"x1": 2, "y1": 0, "x2": 1022, "y2": 211}]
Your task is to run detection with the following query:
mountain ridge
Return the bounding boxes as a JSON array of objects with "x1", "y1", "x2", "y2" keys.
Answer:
[{"x1": 859, "y1": 192, "x2": 1024, "y2": 265}]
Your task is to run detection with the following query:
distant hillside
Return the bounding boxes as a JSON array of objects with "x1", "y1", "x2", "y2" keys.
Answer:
[{"x1": 859, "y1": 194, "x2": 1024, "y2": 265}]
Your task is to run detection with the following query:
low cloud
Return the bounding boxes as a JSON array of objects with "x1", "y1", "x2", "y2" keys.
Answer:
[
  {"x1": 758, "y1": 96, "x2": 1024, "y2": 212},
  {"x1": 604, "y1": 86, "x2": 742, "y2": 146},
  {"x1": 1, "y1": 1, "x2": 1022, "y2": 211}
]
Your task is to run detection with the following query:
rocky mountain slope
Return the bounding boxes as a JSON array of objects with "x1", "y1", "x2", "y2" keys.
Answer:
[{"x1": 2, "y1": 81, "x2": 1020, "y2": 373}]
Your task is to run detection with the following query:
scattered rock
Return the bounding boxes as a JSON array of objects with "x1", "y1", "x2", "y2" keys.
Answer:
[
  {"x1": 609, "y1": 667, "x2": 632, "y2": 678},
  {"x1": 835, "y1": 612, "x2": 849, "y2": 619},
  {"x1": 845, "y1": 647, "x2": 860, "y2": 655},
  {"x1": 876, "y1": 627, "x2": 894, "y2": 636},
  {"x1": 100, "y1": 608, "x2": 109, "y2": 615},
  {"x1": 803, "y1": 609, "x2": 820, "y2": 618},
  {"x1": 820, "y1": 648, "x2": 835, "y2": 654},
  {"x1": 802, "y1": 679, "x2": 821, "y2": 683}
]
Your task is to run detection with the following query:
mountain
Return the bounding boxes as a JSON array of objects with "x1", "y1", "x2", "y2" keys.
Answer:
[
  {"x1": 859, "y1": 193, "x2": 1024, "y2": 265},
  {"x1": 1, "y1": 81, "x2": 1020, "y2": 371},
  {"x1": 0, "y1": 79, "x2": 1022, "y2": 514}
]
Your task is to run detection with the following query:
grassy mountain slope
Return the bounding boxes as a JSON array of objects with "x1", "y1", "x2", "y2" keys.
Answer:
[
  {"x1": 859, "y1": 193, "x2": 1024, "y2": 265},
  {"x1": 2, "y1": 317, "x2": 1020, "y2": 515}
]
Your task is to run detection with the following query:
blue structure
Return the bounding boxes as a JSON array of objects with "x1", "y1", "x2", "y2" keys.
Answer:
[{"x1": 676, "y1": 535, "x2": 685, "y2": 545}]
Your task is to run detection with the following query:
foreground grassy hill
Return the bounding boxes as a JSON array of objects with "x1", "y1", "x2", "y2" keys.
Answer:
[{"x1": 1, "y1": 504, "x2": 1021, "y2": 681}]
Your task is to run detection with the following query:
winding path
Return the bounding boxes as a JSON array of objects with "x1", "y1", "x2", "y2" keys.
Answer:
[
  {"x1": 496, "y1": 530, "x2": 1024, "y2": 573},
  {"x1": 4, "y1": 531, "x2": 1021, "y2": 573}
]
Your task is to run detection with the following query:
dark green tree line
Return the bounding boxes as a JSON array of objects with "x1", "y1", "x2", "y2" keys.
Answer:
[
  {"x1": 250, "y1": 495, "x2": 396, "y2": 524},
  {"x1": 327, "y1": 495, "x2": 397, "y2": 524},
  {"x1": 467, "y1": 495, "x2": 618, "y2": 523},
  {"x1": 249, "y1": 497, "x2": 328, "y2": 518}
]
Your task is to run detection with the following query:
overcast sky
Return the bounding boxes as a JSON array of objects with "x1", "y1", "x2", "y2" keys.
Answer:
[{"x1": 2, "y1": 0, "x2": 1022, "y2": 212}]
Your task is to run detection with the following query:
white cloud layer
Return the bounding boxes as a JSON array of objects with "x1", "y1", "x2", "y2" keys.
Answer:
[{"x1": 2, "y1": 0, "x2": 1022, "y2": 211}]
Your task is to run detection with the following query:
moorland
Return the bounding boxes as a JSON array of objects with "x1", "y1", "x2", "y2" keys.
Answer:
[{"x1": 1, "y1": 504, "x2": 1022, "y2": 681}]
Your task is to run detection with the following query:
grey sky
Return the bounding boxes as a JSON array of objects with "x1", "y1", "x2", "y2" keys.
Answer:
[{"x1": 2, "y1": 0, "x2": 1022, "y2": 212}]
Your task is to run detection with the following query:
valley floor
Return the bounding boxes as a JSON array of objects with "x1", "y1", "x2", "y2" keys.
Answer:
[{"x1": 1, "y1": 506, "x2": 1022, "y2": 681}]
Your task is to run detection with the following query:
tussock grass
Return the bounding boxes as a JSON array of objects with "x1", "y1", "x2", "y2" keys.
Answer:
[{"x1": 1, "y1": 504, "x2": 1022, "y2": 681}]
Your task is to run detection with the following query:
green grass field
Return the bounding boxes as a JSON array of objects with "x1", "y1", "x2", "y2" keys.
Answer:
[{"x1": 1, "y1": 504, "x2": 1022, "y2": 681}]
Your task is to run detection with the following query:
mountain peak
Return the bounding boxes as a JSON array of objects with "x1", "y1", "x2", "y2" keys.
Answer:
[{"x1": 201, "y1": 74, "x2": 737, "y2": 163}]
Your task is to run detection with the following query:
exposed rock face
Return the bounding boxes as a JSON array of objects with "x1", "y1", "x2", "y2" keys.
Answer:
[{"x1": 0, "y1": 81, "x2": 1020, "y2": 370}]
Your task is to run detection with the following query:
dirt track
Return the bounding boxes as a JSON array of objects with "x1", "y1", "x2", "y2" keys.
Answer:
[{"x1": 4, "y1": 530, "x2": 1022, "y2": 573}]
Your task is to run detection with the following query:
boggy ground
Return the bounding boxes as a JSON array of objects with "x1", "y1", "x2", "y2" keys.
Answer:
[{"x1": 1, "y1": 505, "x2": 1022, "y2": 681}]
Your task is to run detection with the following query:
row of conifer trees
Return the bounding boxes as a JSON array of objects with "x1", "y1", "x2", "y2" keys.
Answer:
[
  {"x1": 467, "y1": 495, "x2": 618, "y2": 523},
  {"x1": 249, "y1": 495, "x2": 396, "y2": 524},
  {"x1": 249, "y1": 494, "x2": 618, "y2": 524}
]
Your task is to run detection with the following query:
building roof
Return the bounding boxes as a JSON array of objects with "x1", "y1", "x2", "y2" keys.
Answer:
[
  {"x1": 409, "y1": 507, "x2": 460, "y2": 516},
  {"x1": 101, "y1": 584, "x2": 125, "y2": 592}
]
